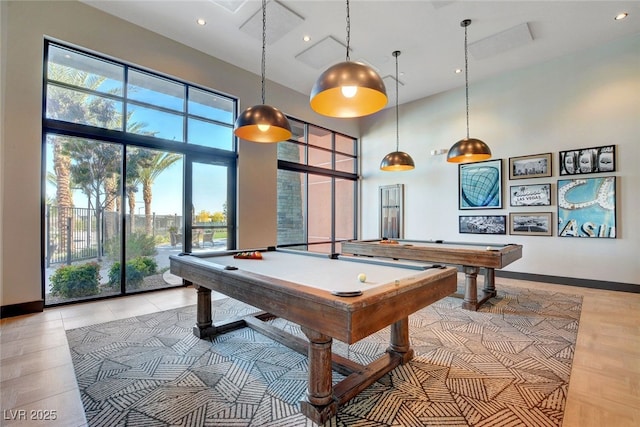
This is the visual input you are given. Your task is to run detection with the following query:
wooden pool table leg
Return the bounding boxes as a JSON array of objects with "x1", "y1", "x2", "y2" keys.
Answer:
[
  {"x1": 462, "y1": 266, "x2": 480, "y2": 311},
  {"x1": 192, "y1": 285, "x2": 216, "y2": 338},
  {"x1": 299, "y1": 327, "x2": 338, "y2": 425},
  {"x1": 387, "y1": 317, "x2": 415, "y2": 363},
  {"x1": 462, "y1": 267, "x2": 498, "y2": 311},
  {"x1": 483, "y1": 268, "x2": 497, "y2": 296}
]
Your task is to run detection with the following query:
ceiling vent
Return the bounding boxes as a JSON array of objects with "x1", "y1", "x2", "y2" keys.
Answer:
[
  {"x1": 209, "y1": 0, "x2": 247, "y2": 14},
  {"x1": 239, "y1": 0, "x2": 304, "y2": 44},
  {"x1": 382, "y1": 75, "x2": 405, "y2": 88},
  {"x1": 469, "y1": 22, "x2": 533, "y2": 59},
  {"x1": 295, "y1": 36, "x2": 347, "y2": 69}
]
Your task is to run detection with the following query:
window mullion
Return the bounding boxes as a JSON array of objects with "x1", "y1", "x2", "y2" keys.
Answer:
[{"x1": 123, "y1": 64, "x2": 129, "y2": 133}]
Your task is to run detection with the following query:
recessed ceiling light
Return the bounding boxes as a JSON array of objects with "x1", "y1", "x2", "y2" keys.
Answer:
[
  {"x1": 303, "y1": 35, "x2": 311, "y2": 42},
  {"x1": 615, "y1": 12, "x2": 628, "y2": 20},
  {"x1": 196, "y1": 18, "x2": 207, "y2": 26},
  {"x1": 455, "y1": 68, "x2": 462, "y2": 74}
]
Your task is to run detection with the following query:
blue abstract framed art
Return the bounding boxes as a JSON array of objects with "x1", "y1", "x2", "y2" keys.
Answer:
[
  {"x1": 459, "y1": 159, "x2": 503, "y2": 210},
  {"x1": 557, "y1": 176, "x2": 616, "y2": 238}
]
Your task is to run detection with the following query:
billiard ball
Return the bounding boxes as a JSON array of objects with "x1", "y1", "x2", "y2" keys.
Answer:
[{"x1": 357, "y1": 273, "x2": 366, "y2": 283}]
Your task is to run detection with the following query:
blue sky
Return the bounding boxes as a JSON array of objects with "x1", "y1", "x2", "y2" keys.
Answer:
[
  {"x1": 45, "y1": 143, "x2": 228, "y2": 218},
  {"x1": 46, "y1": 50, "x2": 234, "y2": 219}
]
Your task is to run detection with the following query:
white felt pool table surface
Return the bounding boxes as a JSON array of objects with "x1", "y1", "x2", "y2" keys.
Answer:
[{"x1": 195, "y1": 250, "x2": 432, "y2": 294}]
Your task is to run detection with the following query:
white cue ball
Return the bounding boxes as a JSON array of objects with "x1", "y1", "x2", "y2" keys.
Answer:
[{"x1": 357, "y1": 273, "x2": 366, "y2": 283}]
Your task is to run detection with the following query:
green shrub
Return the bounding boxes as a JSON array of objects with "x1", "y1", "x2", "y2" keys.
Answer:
[
  {"x1": 108, "y1": 261, "x2": 142, "y2": 288},
  {"x1": 108, "y1": 256, "x2": 158, "y2": 289},
  {"x1": 50, "y1": 262, "x2": 101, "y2": 298},
  {"x1": 104, "y1": 232, "x2": 158, "y2": 261},
  {"x1": 126, "y1": 233, "x2": 158, "y2": 258},
  {"x1": 130, "y1": 256, "x2": 158, "y2": 276}
]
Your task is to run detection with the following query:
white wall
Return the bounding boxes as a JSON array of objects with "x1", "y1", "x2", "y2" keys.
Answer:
[
  {"x1": 2, "y1": 1, "x2": 638, "y2": 310},
  {"x1": 360, "y1": 33, "x2": 640, "y2": 286},
  {"x1": 0, "y1": 1, "x2": 7, "y2": 307},
  {"x1": 0, "y1": 0, "x2": 358, "y2": 306}
]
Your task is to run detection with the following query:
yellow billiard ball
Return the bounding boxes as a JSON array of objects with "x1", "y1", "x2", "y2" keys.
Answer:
[{"x1": 357, "y1": 273, "x2": 366, "y2": 283}]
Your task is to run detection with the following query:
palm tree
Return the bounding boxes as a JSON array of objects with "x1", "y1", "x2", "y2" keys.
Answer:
[
  {"x1": 47, "y1": 60, "x2": 153, "y2": 255},
  {"x1": 46, "y1": 64, "x2": 100, "y2": 253},
  {"x1": 50, "y1": 143, "x2": 74, "y2": 231},
  {"x1": 103, "y1": 174, "x2": 120, "y2": 241},
  {"x1": 140, "y1": 152, "x2": 182, "y2": 234}
]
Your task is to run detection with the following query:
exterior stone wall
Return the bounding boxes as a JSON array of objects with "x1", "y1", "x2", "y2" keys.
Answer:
[{"x1": 276, "y1": 143, "x2": 305, "y2": 245}]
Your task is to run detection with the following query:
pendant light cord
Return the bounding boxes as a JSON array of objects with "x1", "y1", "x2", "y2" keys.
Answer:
[
  {"x1": 395, "y1": 51, "x2": 400, "y2": 151},
  {"x1": 261, "y1": 0, "x2": 266, "y2": 104},
  {"x1": 345, "y1": 0, "x2": 351, "y2": 61},
  {"x1": 464, "y1": 21, "x2": 470, "y2": 139}
]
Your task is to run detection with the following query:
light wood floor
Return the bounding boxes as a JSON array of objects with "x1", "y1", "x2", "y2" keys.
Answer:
[{"x1": 1, "y1": 276, "x2": 639, "y2": 427}]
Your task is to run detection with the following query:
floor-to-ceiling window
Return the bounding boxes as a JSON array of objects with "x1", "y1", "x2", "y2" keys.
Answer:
[
  {"x1": 277, "y1": 120, "x2": 358, "y2": 254},
  {"x1": 43, "y1": 41, "x2": 237, "y2": 305}
]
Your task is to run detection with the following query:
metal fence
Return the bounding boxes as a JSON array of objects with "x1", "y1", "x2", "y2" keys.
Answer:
[
  {"x1": 45, "y1": 205, "x2": 183, "y2": 266},
  {"x1": 46, "y1": 206, "x2": 98, "y2": 266}
]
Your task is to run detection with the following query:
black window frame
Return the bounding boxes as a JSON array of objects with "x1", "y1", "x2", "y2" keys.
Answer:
[
  {"x1": 41, "y1": 40, "x2": 239, "y2": 306},
  {"x1": 277, "y1": 120, "x2": 358, "y2": 254}
]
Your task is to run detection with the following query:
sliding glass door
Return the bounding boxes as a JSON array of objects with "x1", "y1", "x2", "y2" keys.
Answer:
[
  {"x1": 123, "y1": 147, "x2": 184, "y2": 294},
  {"x1": 188, "y1": 160, "x2": 232, "y2": 253}
]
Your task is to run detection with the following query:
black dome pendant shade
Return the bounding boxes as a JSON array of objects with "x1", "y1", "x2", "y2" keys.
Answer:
[
  {"x1": 234, "y1": 105, "x2": 291, "y2": 143},
  {"x1": 310, "y1": 0, "x2": 387, "y2": 118},
  {"x1": 380, "y1": 50, "x2": 415, "y2": 171},
  {"x1": 234, "y1": 0, "x2": 291, "y2": 143},
  {"x1": 447, "y1": 19, "x2": 491, "y2": 163}
]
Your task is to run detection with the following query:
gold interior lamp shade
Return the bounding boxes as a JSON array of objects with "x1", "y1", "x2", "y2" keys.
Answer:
[
  {"x1": 380, "y1": 151, "x2": 415, "y2": 171},
  {"x1": 446, "y1": 137, "x2": 492, "y2": 163},
  {"x1": 234, "y1": 104, "x2": 292, "y2": 143},
  {"x1": 310, "y1": 61, "x2": 388, "y2": 118}
]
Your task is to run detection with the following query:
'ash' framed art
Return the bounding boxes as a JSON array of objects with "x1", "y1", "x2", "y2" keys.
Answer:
[{"x1": 557, "y1": 176, "x2": 616, "y2": 238}]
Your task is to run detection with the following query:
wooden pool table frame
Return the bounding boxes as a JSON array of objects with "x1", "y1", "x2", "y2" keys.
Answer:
[
  {"x1": 170, "y1": 248, "x2": 457, "y2": 424},
  {"x1": 341, "y1": 239, "x2": 523, "y2": 311}
]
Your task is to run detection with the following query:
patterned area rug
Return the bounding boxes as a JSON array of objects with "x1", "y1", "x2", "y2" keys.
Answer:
[{"x1": 67, "y1": 285, "x2": 582, "y2": 426}]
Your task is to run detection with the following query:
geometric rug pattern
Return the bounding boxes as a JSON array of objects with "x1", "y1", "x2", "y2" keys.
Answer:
[{"x1": 67, "y1": 285, "x2": 582, "y2": 426}]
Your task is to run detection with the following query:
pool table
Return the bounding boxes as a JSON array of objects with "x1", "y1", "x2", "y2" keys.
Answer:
[
  {"x1": 341, "y1": 239, "x2": 523, "y2": 311},
  {"x1": 169, "y1": 247, "x2": 457, "y2": 424}
]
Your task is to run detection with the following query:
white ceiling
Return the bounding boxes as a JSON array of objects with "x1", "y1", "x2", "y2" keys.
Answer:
[{"x1": 81, "y1": 1, "x2": 640, "y2": 107}]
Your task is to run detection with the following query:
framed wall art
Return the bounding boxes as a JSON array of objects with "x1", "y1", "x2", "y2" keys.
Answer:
[
  {"x1": 509, "y1": 212, "x2": 553, "y2": 236},
  {"x1": 459, "y1": 159, "x2": 503, "y2": 210},
  {"x1": 509, "y1": 183, "x2": 552, "y2": 207},
  {"x1": 380, "y1": 184, "x2": 404, "y2": 239},
  {"x1": 509, "y1": 153, "x2": 552, "y2": 179},
  {"x1": 557, "y1": 176, "x2": 616, "y2": 238},
  {"x1": 459, "y1": 215, "x2": 507, "y2": 235},
  {"x1": 559, "y1": 145, "x2": 615, "y2": 176}
]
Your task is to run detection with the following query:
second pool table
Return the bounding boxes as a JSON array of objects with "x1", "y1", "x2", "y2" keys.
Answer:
[{"x1": 341, "y1": 239, "x2": 523, "y2": 310}]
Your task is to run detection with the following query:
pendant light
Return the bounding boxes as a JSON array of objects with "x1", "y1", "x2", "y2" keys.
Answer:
[
  {"x1": 309, "y1": 0, "x2": 387, "y2": 118},
  {"x1": 447, "y1": 19, "x2": 491, "y2": 163},
  {"x1": 380, "y1": 51, "x2": 415, "y2": 171},
  {"x1": 234, "y1": 0, "x2": 292, "y2": 143}
]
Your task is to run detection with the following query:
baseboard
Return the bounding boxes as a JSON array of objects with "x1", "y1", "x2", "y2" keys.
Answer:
[
  {"x1": 495, "y1": 270, "x2": 639, "y2": 293},
  {"x1": 0, "y1": 300, "x2": 45, "y2": 319},
  {"x1": 1, "y1": 272, "x2": 636, "y2": 318}
]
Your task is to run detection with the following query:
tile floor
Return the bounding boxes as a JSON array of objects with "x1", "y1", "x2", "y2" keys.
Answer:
[{"x1": 1, "y1": 276, "x2": 639, "y2": 426}]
